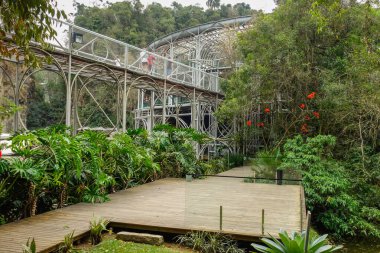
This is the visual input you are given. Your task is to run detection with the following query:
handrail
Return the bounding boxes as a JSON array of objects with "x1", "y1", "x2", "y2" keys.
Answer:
[
  {"x1": 51, "y1": 19, "x2": 222, "y2": 94},
  {"x1": 148, "y1": 15, "x2": 253, "y2": 50}
]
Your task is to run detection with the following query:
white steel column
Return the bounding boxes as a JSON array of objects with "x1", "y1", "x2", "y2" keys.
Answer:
[
  {"x1": 14, "y1": 63, "x2": 19, "y2": 131},
  {"x1": 122, "y1": 69, "x2": 127, "y2": 132},
  {"x1": 150, "y1": 91, "x2": 155, "y2": 131},
  {"x1": 191, "y1": 88, "x2": 197, "y2": 129},
  {"x1": 162, "y1": 80, "x2": 166, "y2": 124},
  {"x1": 65, "y1": 26, "x2": 73, "y2": 128},
  {"x1": 122, "y1": 45, "x2": 129, "y2": 132}
]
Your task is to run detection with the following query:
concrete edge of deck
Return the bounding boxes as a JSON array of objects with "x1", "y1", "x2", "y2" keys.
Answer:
[{"x1": 109, "y1": 221, "x2": 274, "y2": 242}]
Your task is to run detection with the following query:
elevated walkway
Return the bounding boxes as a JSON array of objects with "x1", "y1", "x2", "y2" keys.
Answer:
[
  {"x1": 49, "y1": 19, "x2": 222, "y2": 94},
  {"x1": 1, "y1": 19, "x2": 224, "y2": 133}
]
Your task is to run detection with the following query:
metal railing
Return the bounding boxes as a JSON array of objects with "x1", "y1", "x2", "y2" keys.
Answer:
[{"x1": 50, "y1": 19, "x2": 222, "y2": 93}]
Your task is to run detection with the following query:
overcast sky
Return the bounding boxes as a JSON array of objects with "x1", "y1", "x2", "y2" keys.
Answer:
[{"x1": 58, "y1": 0, "x2": 276, "y2": 20}]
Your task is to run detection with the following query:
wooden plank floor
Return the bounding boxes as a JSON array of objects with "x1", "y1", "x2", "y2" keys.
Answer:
[{"x1": 0, "y1": 166, "x2": 303, "y2": 252}]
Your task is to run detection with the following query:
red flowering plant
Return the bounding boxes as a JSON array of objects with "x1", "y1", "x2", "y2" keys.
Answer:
[
  {"x1": 246, "y1": 120, "x2": 252, "y2": 127},
  {"x1": 313, "y1": 111, "x2": 320, "y2": 119},
  {"x1": 256, "y1": 122, "x2": 265, "y2": 128},
  {"x1": 299, "y1": 103, "x2": 306, "y2": 110},
  {"x1": 304, "y1": 115, "x2": 311, "y2": 121},
  {"x1": 264, "y1": 108, "x2": 270, "y2": 114},
  {"x1": 307, "y1": 92, "x2": 316, "y2": 99}
]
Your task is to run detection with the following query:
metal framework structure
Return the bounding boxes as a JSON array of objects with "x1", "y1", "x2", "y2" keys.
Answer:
[
  {"x1": 0, "y1": 17, "x2": 254, "y2": 157},
  {"x1": 145, "y1": 16, "x2": 254, "y2": 157},
  {"x1": 0, "y1": 17, "x2": 246, "y2": 155},
  {"x1": 149, "y1": 16, "x2": 254, "y2": 74}
]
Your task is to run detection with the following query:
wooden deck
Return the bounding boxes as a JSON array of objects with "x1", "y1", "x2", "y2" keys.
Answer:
[{"x1": 0, "y1": 166, "x2": 305, "y2": 252}]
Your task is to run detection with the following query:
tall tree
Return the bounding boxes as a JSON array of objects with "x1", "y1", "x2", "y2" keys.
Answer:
[
  {"x1": 218, "y1": 0, "x2": 380, "y2": 150},
  {"x1": 0, "y1": 0, "x2": 66, "y2": 66},
  {"x1": 206, "y1": 0, "x2": 221, "y2": 10}
]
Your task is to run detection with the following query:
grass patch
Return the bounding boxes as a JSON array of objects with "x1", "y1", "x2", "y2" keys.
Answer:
[{"x1": 79, "y1": 239, "x2": 194, "y2": 253}]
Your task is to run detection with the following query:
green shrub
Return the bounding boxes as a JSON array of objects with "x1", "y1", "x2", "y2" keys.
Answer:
[
  {"x1": 195, "y1": 158, "x2": 228, "y2": 176},
  {"x1": 252, "y1": 149, "x2": 282, "y2": 174},
  {"x1": 107, "y1": 132, "x2": 159, "y2": 186},
  {"x1": 22, "y1": 237, "x2": 36, "y2": 253},
  {"x1": 281, "y1": 135, "x2": 380, "y2": 239},
  {"x1": 0, "y1": 98, "x2": 18, "y2": 134},
  {"x1": 252, "y1": 231, "x2": 342, "y2": 253},
  {"x1": 89, "y1": 217, "x2": 109, "y2": 245},
  {"x1": 227, "y1": 154, "x2": 245, "y2": 167},
  {"x1": 1, "y1": 124, "x2": 206, "y2": 223},
  {"x1": 147, "y1": 125, "x2": 206, "y2": 177},
  {"x1": 177, "y1": 231, "x2": 244, "y2": 253},
  {"x1": 59, "y1": 231, "x2": 75, "y2": 253}
]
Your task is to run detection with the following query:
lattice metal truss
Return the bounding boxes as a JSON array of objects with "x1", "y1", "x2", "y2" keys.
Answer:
[
  {"x1": 144, "y1": 16, "x2": 254, "y2": 157},
  {"x1": 0, "y1": 18, "x2": 233, "y2": 158},
  {"x1": 148, "y1": 16, "x2": 254, "y2": 75}
]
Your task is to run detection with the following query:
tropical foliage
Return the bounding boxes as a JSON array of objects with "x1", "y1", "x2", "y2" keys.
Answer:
[
  {"x1": 0, "y1": 124, "x2": 217, "y2": 224},
  {"x1": 59, "y1": 231, "x2": 75, "y2": 253},
  {"x1": 280, "y1": 135, "x2": 380, "y2": 239},
  {"x1": 22, "y1": 238, "x2": 36, "y2": 253},
  {"x1": 0, "y1": 98, "x2": 18, "y2": 134},
  {"x1": 0, "y1": 0, "x2": 66, "y2": 67},
  {"x1": 90, "y1": 217, "x2": 109, "y2": 245},
  {"x1": 252, "y1": 231, "x2": 342, "y2": 253}
]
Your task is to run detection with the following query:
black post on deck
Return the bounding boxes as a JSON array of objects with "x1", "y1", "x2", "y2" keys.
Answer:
[
  {"x1": 219, "y1": 205, "x2": 223, "y2": 231},
  {"x1": 276, "y1": 169, "x2": 283, "y2": 185},
  {"x1": 261, "y1": 209, "x2": 265, "y2": 235}
]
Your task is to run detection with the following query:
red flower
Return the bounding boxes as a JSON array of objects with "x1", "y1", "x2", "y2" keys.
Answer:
[
  {"x1": 300, "y1": 123, "x2": 309, "y2": 133},
  {"x1": 313, "y1": 111, "x2": 320, "y2": 119},
  {"x1": 307, "y1": 92, "x2": 316, "y2": 99},
  {"x1": 246, "y1": 120, "x2": 252, "y2": 127},
  {"x1": 299, "y1": 103, "x2": 306, "y2": 110},
  {"x1": 0, "y1": 150, "x2": 2, "y2": 159},
  {"x1": 304, "y1": 115, "x2": 311, "y2": 121},
  {"x1": 256, "y1": 122, "x2": 265, "y2": 128},
  {"x1": 264, "y1": 108, "x2": 270, "y2": 114}
]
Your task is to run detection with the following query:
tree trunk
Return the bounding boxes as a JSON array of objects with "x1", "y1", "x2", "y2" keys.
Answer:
[
  {"x1": 28, "y1": 182, "x2": 36, "y2": 216},
  {"x1": 59, "y1": 183, "x2": 67, "y2": 208},
  {"x1": 30, "y1": 197, "x2": 38, "y2": 216}
]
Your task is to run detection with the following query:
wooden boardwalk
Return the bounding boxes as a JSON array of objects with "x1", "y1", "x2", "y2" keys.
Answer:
[{"x1": 0, "y1": 166, "x2": 305, "y2": 252}]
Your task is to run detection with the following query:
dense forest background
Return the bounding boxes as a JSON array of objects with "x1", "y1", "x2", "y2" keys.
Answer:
[{"x1": 73, "y1": 0, "x2": 257, "y2": 47}]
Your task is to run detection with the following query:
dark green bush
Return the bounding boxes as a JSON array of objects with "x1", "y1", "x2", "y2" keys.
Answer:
[
  {"x1": 227, "y1": 153, "x2": 245, "y2": 167},
  {"x1": 195, "y1": 158, "x2": 228, "y2": 176},
  {"x1": 281, "y1": 135, "x2": 380, "y2": 239},
  {"x1": 0, "y1": 124, "x2": 205, "y2": 223}
]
